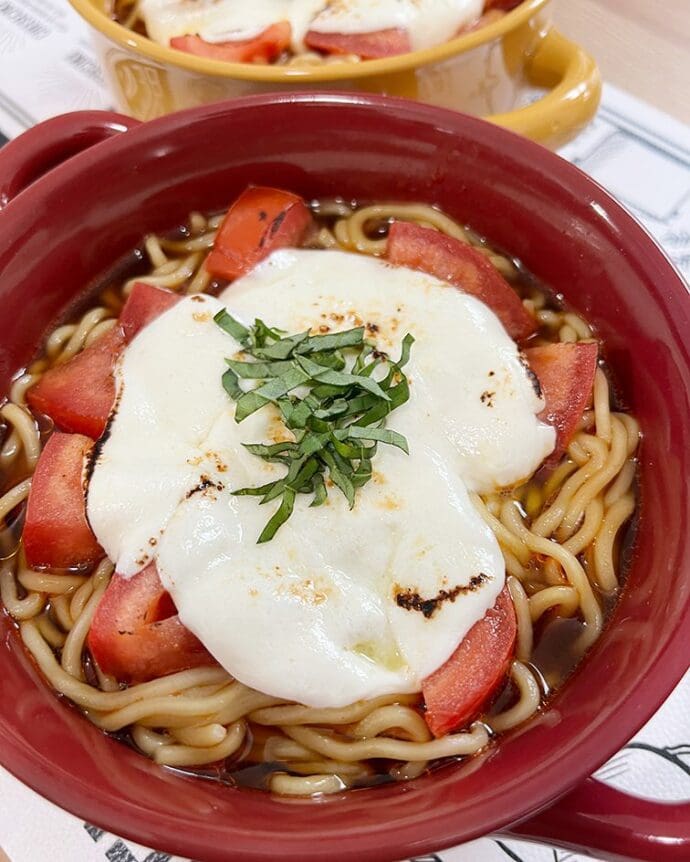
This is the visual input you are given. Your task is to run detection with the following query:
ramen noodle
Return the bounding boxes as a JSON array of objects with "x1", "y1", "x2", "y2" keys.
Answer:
[{"x1": 0, "y1": 191, "x2": 639, "y2": 796}]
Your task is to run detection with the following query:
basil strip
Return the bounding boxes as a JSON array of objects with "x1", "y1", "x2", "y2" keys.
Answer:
[
  {"x1": 295, "y1": 326, "x2": 365, "y2": 354},
  {"x1": 243, "y1": 442, "x2": 297, "y2": 459},
  {"x1": 310, "y1": 473, "x2": 328, "y2": 507},
  {"x1": 321, "y1": 448, "x2": 355, "y2": 509},
  {"x1": 261, "y1": 456, "x2": 308, "y2": 504},
  {"x1": 396, "y1": 333, "x2": 415, "y2": 368},
  {"x1": 213, "y1": 309, "x2": 249, "y2": 344},
  {"x1": 215, "y1": 307, "x2": 413, "y2": 541},
  {"x1": 234, "y1": 366, "x2": 311, "y2": 422},
  {"x1": 222, "y1": 367, "x2": 243, "y2": 401},
  {"x1": 336, "y1": 425, "x2": 410, "y2": 455},
  {"x1": 226, "y1": 358, "x2": 295, "y2": 379},
  {"x1": 252, "y1": 330, "x2": 311, "y2": 360},
  {"x1": 257, "y1": 488, "x2": 296, "y2": 544},
  {"x1": 251, "y1": 318, "x2": 284, "y2": 348},
  {"x1": 295, "y1": 354, "x2": 391, "y2": 401}
]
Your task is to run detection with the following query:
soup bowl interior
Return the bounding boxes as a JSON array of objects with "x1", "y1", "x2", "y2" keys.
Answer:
[{"x1": 0, "y1": 94, "x2": 689, "y2": 862}]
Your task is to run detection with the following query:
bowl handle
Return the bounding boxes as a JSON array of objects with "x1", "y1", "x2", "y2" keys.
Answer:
[
  {"x1": 500, "y1": 777, "x2": 690, "y2": 861},
  {"x1": 0, "y1": 111, "x2": 140, "y2": 209},
  {"x1": 489, "y1": 27, "x2": 601, "y2": 150}
]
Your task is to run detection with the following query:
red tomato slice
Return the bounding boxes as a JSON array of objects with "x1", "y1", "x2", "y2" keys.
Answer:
[
  {"x1": 119, "y1": 282, "x2": 179, "y2": 343},
  {"x1": 386, "y1": 222, "x2": 537, "y2": 341},
  {"x1": 524, "y1": 341, "x2": 598, "y2": 459},
  {"x1": 23, "y1": 432, "x2": 104, "y2": 570},
  {"x1": 422, "y1": 586, "x2": 516, "y2": 738},
  {"x1": 87, "y1": 563, "x2": 217, "y2": 683},
  {"x1": 26, "y1": 327, "x2": 124, "y2": 439},
  {"x1": 26, "y1": 284, "x2": 179, "y2": 439},
  {"x1": 304, "y1": 28, "x2": 411, "y2": 59},
  {"x1": 205, "y1": 186, "x2": 312, "y2": 281},
  {"x1": 170, "y1": 22, "x2": 291, "y2": 63}
]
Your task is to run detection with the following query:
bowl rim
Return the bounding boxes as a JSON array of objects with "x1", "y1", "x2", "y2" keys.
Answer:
[
  {"x1": 67, "y1": 0, "x2": 548, "y2": 82},
  {"x1": 2, "y1": 92, "x2": 690, "y2": 862}
]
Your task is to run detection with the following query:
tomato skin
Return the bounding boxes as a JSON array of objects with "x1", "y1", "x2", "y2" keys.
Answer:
[
  {"x1": 26, "y1": 327, "x2": 125, "y2": 440},
  {"x1": 170, "y1": 22, "x2": 291, "y2": 63},
  {"x1": 304, "y1": 28, "x2": 411, "y2": 59},
  {"x1": 386, "y1": 221, "x2": 537, "y2": 341},
  {"x1": 26, "y1": 284, "x2": 179, "y2": 440},
  {"x1": 23, "y1": 432, "x2": 104, "y2": 570},
  {"x1": 422, "y1": 586, "x2": 516, "y2": 738},
  {"x1": 524, "y1": 341, "x2": 598, "y2": 458},
  {"x1": 119, "y1": 282, "x2": 179, "y2": 342},
  {"x1": 205, "y1": 186, "x2": 312, "y2": 281},
  {"x1": 87, "y1": 563, "x2": 216, "y2": 683}
]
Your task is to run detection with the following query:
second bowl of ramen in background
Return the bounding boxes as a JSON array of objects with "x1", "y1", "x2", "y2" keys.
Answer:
[{"x1": 68, "y1": 0, "x2": 600, "y2": 148}]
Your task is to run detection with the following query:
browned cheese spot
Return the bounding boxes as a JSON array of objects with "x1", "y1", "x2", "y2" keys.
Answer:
[
  {"x1": 394, "y1": 573, "x2": 490, "y2": 620},
  {"x1": 186, "y1": 474, "x2": 225, "y2": 499},
  {"x1": 519, "y1": 351, "x2": 542, "y2": 399}
]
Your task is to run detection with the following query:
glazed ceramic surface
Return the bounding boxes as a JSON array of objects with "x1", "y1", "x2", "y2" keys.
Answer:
[
  {"x1": 0, "y1": 96, "x2": 689, "y2": 862},
  {"x1": 68, "y1": 0, "x2": 600, "y2": 148}
]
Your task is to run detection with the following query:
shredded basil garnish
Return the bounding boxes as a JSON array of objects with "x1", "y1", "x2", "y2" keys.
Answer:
[{"x1": 213, "y1": 308, "x2": 414, "y2": 543}]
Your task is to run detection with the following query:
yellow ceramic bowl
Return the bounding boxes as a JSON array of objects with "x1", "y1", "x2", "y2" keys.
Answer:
[{"x1": 69, "y1": 0, "x2": 600, "y2": 149}]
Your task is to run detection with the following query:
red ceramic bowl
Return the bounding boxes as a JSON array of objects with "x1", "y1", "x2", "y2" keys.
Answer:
[{"x1": 0, "y1": 94, "x2": 689, "y2": 862}]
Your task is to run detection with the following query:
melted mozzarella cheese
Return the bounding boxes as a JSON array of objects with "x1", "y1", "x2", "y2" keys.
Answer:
[
  {"x1": 87, "y1": 249, "x2": 554, "y2": 708},
  {"x1": 310, "y1": 0, "x2": 483, "y2": 51},
  {"x1": 139, "y1": 0, "x2": 327, "y2": 52},
  {"x1": 224, "y1": 251, "x2": 554, "y2": 494},
  {"x1": 86, "y1": 295, "x2": 232, "y2": 576},
  {"x1": 139, "y1": 0, "x2": 483, "y2": 53}
]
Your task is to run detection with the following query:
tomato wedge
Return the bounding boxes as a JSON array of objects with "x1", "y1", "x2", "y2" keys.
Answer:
[
  {"x1": 26, "y1": 327, "x2": 124, "y2": 440},
  {"x1": 170, "y1": 22, "x2": 291, "y2": 64},
  {"x1": 422, "y1": 586, "x2": 516, "y2": 738},
  {"x1": 524, "y1": 341, "x2": 599, "y2": 459},
  {"x1": 304, "y1": 28, "x2": 411, "y2": 59},
  {"x1": 205, "y1": 186, "x2": 312, "y2": 281},
  {"x1": 23, "y1": 432, "x2": 104, "y2": 570},
  {"x1": 87, "y1": 563, "x2": 216, "y2": 683},
  {"x1": 386, "y1": 222, "x2": 536, "y2": 341},
  {"x1": 26, "y1": 284, "x2": 179, "y2": 439},
  {"x1": 119, "y1": 282, "x2": 179, "y2": 342}
]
